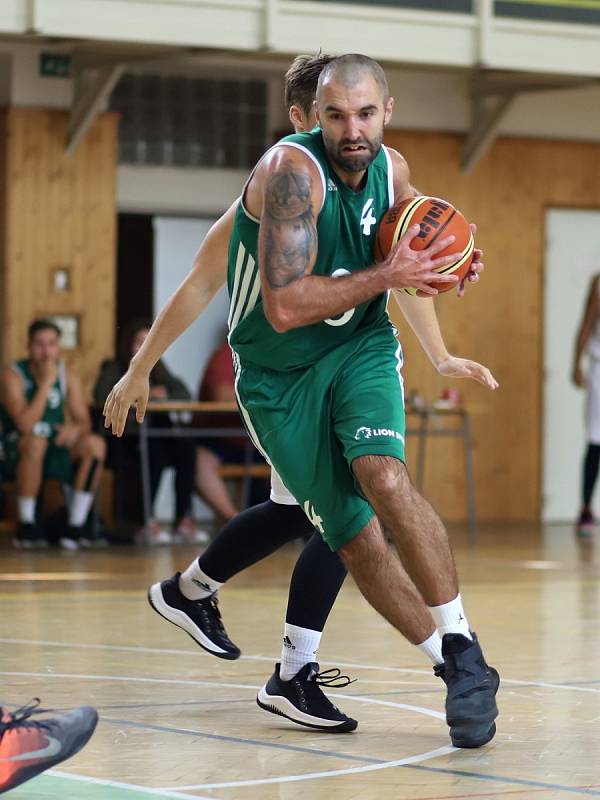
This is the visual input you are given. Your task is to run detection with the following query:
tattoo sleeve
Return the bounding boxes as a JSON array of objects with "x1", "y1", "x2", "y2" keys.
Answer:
[{"x1": 262, "y1": 161, "x2": 317, "y2": 289}]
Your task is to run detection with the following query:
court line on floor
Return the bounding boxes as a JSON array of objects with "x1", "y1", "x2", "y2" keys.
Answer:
[
  {"x1": 406, "y1": 764, "x2": 600, "y2": 798},
  {"x1": 5, "y1": 665, "x2": 596, "y2": 796},
  {"x1": 3, "y1": 638, "x2": 599, "y2": 694},
  {"x1": 4, "y1": 670, "x2": 454, "y2": 792},
  {"x1": 46, "y1": 769, "x2": 212, "y2": 799},
  {"x1": 409, "y1": 782, "x2": 600, "y2": 800},
  {"x1": 100, "y1": 717, "x2": 382, "y2": 764},
  {"x1": 5, "y1": 672, "x2": 600, "y2": 797},
  {"x1": 160, "y1": 745, "x2": 456, "y2": 791},
  {"x1": 0, "y1": 670, "x2": 444, "y2": 720}
]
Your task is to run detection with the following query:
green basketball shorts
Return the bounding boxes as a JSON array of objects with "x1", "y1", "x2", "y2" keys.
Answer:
[
  {"x1": 235, "y1": 325, "x2": 406, "y2": 551},
  {"x1": 1, "y1": 429, "x2": 73, "y2": 483}
]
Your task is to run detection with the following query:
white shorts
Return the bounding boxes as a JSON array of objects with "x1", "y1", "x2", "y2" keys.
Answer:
[
  {"x1": 586, "y1": 359, "x2": 600, "y2": 444},
  {"x1": 270, "y1": 468, "x2": 298, "y2": 505}
]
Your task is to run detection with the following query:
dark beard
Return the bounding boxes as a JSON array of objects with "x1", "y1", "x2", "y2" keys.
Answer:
[
  {"x1": 329, "y1": 150, "x2": 375, "y2": 173},
  {"x1": 323, "y1": 130, "x2": 383, "y2": 174}
]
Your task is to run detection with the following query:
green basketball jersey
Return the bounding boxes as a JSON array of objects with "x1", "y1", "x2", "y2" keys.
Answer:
[
  {"x1": 227, "y1": 129, "x2": 395, "y2": 371},
  {"x1": 2, "y1": 359, "x2": 67, "y2": 439}
]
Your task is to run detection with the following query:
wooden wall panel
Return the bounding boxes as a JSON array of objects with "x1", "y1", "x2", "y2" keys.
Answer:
[
  {"x1": 385, "y1": 130, "x2": 600, "y2": 522},
  {"x1": 0, "y1": 108, "x2": 118, "y2": 399}
]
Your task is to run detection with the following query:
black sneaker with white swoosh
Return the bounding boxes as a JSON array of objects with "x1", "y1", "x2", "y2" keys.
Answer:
[{"x1": 148, "y1": 572, "x2": 241, "y2": 660}]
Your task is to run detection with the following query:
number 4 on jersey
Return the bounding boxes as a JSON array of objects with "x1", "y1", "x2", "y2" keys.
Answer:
[
  {"x1": 360, "y1": 198, "x2": 376, "y2": 236},
  {"x1": 303, "y1": 501, "x2": 324, "y2": 534}
]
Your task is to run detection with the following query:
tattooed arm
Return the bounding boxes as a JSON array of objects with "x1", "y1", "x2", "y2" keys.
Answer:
[{"x1": 253, "y1": 147, "x2": 460, "y2": 333}]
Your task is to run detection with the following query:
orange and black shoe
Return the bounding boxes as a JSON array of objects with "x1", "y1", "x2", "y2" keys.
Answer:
[{"x1": 0, "y1": 699, "x2": 98, "y2": 794}]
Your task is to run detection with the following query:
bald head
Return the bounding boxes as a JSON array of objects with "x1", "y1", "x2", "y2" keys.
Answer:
[{"x1": 316, "y1": 54, "x2": 389, "y2": 108}]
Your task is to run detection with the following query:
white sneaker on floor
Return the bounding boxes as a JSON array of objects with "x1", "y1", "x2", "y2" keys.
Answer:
[
  {"x1": 138, "y1": 519, "x2": 172, "y2": 546},
  {"x1": 175, "y1": 517, "x2": 209, "y2": 544}
]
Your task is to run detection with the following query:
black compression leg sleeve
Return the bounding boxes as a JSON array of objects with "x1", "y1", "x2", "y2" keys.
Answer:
[
  {"x1": 199, "y1": 500, "x2": 314, "y2": 583},
  {"x1": 583, "y1": 444, "x2": 600, "y2": 507},
  {"x1": 285, "y1": 532, "x2": 347, "y2": 632}
]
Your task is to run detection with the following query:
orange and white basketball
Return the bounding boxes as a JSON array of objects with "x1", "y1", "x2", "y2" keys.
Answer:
[{"x1": 375, "y1": 196, "x2": 474, "y2": 297}]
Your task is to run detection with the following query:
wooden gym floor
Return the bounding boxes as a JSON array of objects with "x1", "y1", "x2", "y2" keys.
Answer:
[{"x1": 1, "y1": 523, "x2": 599, "y2": 800}]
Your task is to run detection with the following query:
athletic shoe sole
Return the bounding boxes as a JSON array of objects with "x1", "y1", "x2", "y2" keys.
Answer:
[
  {"x1": 256, "y1": 687, "x2": 357, "y2": 733},
  {"x1": 147, "y1": 583, "x2": 239, "y2": 660}
]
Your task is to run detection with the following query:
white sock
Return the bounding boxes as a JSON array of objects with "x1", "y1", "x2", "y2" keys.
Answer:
[
  {"x1": 429, "y1": 593, "x2": 472, "y2": 639},
  {"x1": 279, "y1": 623, "x2": 322, "y2": 681},
  {"x1": 179, "y1": 560, "x2": 223, "y2": 600},
  {"x1": 68, "y1": 491, "x2": 94, "y2": 527},
  {"x1": 18, "y1": 497, "x2": 36, "y2": 524},
  {"x1": 416, "y1": 629, "x2": 444, "y2": 666}
]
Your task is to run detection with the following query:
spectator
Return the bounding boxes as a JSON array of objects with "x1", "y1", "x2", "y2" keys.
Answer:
[
  {"x1": 0, "y1": 319, "x2": 107, "y2": 549},
  {"x1": 94, "y1": 319, "x2": 207, "y2": 545},
  {"x1": 573, "y1": 273, "x2": 600, "y2": 535},
  {"x1": 195, "y1": 337, "x2": 268, "y2": 521}
]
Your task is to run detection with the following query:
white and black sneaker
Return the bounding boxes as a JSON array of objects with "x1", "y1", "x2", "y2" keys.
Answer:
[
  {"x1": 257, "y1": 662, "x2": 357, "y2": 733},
  {"x1": 147, "y1": 572, "x2": 240, "y2": 660}
]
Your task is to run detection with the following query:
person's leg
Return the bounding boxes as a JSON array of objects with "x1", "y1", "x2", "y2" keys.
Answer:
[
  {"x1": 195, "y1": 445, "x2": 239, "y2": 521},
  {"x1": 352, "y1": 455, "x2": 460, "y2": 611},
  {"x1": 583, "y1": 444, "x2": 600, "y2": 507},
  {"x1": 14, "y1": 434, "x2": 48, "y2": 547},
  {"x1": 142, "y1": 439, "x2": 172, "y2": 544},
  {"x1": 0, "y1": 699, "x2": 97, "y2": 793},
  {"x1": 61, "y1": 433, "x2": 106, "y2": 549},
  {"x1": 578, "y1": 443, "x2": 600, "y2": 533},
  {"x1": 170, "y1": 438, "x2": 195, "y2": 523},
  {"x1": 227, "y1": 352, "x2": 446, "y2": 732},
  {"x1": 280, "y1": 532, "x2": 347, "y2": 679},
  {"x1": 337, "y1": 514, "x2": 498, "y2": 747},
  {"x1": 329, "y1": 330, "x2": 497, "y2": 746},
  {"x1": 148, "y1": 499, "x2": 317, "y2": 659},
  {"x1": 165, "y1": 438, "x2": 208, "y2": 542},
  {"x1": 580, "y1": 363, "x2": 600, "y2": 532}
]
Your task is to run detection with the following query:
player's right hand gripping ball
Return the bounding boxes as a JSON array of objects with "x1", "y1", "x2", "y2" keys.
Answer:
[{"x1": 375, "y1": 196, "x2": 474, "y2": 297}]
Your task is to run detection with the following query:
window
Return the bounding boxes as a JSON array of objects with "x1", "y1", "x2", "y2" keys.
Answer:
[{"x1": 110, "y1": 74, "x2": 268, "y2": 168}]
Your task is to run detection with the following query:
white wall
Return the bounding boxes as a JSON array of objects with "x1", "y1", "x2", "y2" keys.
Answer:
[
  {"x1": 118, "y1": 166, "x2": 247, "y2": 216},
  {"x1": 543, "y1": 209, "x2": 600, "y2": 521},
  {"x1": 153, "y1": 216, "x2": 228, "y2": 398},
  {"x1": 0, "y1": 41, "x2": 72, "y2": 108},
  {"x1": 152, "y1": 215, "x2": 230, "y2": 523}
]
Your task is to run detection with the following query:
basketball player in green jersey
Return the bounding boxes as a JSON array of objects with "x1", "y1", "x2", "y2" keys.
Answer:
[
  {"x1": 105, "y1": 55, "x2": 499, "y2": 747},
  {"x1": 1, "y1": 319, "x2": 107, "y2": 549}
]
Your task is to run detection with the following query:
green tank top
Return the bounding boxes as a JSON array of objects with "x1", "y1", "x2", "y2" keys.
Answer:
[
  {"x1": 3, "y1": 359, "x2": 67, "y2": 438},
  {"x1": 227, "y1": 129, "x2": 395, "y2": 371}
]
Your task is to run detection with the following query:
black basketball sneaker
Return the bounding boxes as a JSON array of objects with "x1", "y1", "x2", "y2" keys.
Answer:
[
  {"x1": 435, "y1": 631, "x2": 499, "y2": 748},
  {"x1": 257, "y1": 662, "x2": 357, "y2": 733},
  {"x1": 147, "y1": 572, "x2": 241, "y2": 660},
  {"x1": 13, "y1": 522, "x2": 47, "y2": 549}
]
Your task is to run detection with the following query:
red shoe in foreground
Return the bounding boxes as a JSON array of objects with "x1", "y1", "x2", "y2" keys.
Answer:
[{"x1": 0, "y1": 699, "x2": 98, "y2": 794}]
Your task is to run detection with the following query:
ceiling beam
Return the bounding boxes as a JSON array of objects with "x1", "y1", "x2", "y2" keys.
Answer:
[
  {"x1": 461, "y1": 93, "x2": 515, "y2": 174},
  {"x1": 66, "y1": 62, "x2": 124, "y2": 155}
]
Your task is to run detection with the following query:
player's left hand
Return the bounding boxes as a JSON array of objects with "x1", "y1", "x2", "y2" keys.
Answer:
[
  {"x1": 458, "y1": 223, "x2": 483, "y2": 298},
  {"x1": 437, "y1": 356, "x2": 499, "y2": 390}
]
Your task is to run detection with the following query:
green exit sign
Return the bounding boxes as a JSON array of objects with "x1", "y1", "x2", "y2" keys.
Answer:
[{"x1": 40, "y1": 53, "x2": 71, "y2": 78}]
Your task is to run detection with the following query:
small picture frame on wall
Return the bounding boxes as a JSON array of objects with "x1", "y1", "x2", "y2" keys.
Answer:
[
  {"x1": 52, "y1": 267, "x2": 71, "y2": 293},
  {"x1": 46, "y1": 314, "x2": 80, "y2": 350}
]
